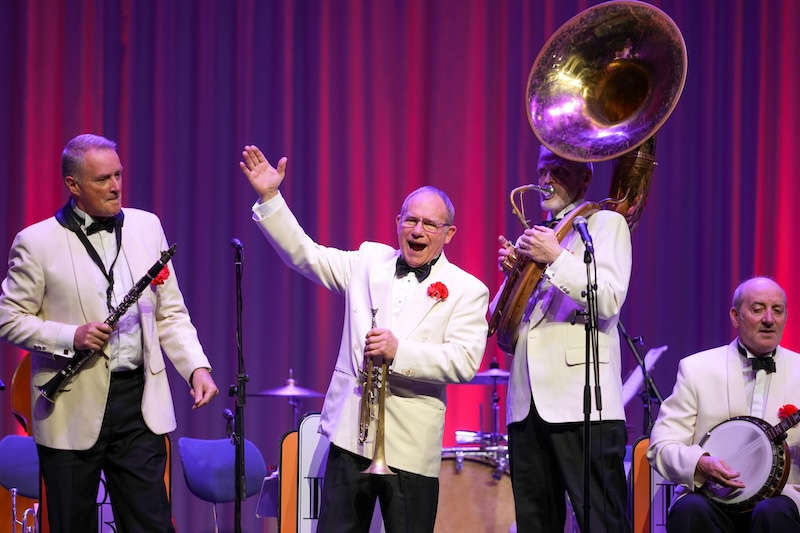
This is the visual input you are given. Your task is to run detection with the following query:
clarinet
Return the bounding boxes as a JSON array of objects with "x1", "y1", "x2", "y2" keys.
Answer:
[{"x1": 38, "y1": 244, "x2": 177, "y2": 404}]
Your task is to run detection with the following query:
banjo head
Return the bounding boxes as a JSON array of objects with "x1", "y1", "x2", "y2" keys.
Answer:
[{"x1": 698, "y1": 417, "x2": 778, "y2": 507}]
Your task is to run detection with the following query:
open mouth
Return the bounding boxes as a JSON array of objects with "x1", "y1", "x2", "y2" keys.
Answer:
[{"x1": 409, "y1": 241, "x2": 426, "y2": 252}]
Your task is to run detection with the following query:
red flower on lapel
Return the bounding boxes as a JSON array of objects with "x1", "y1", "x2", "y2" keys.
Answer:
[
  {"x1": 427, "y1": 281, "x2": 448, "y2": 302},
  {"x1": 779, "y1": 404, "x2": 798, "y2": 420},
  {"x1": 150, "y1": 265, "x2": 170, "y2": 287}
]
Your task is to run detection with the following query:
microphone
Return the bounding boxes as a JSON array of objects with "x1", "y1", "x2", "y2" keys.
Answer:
[
  {"x1": 231, "y1": 238, "x2": 243, "y2": 264},
  {"x1": 572, "y1": 216, "x2": 594, "y2": 255},
  {"x1": 223, "y1": 408, "x2": 235, "y2": 439}
]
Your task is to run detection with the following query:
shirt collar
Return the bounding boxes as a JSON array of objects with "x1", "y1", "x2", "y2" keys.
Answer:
[
  {"x1": 70, "y1": 202, "x2": 98, "y2": 231},
  {"x1": 553, "y1": 201, "x2": 581, "y2": 221},
  {"x1": 736, "y1": 338, "x2": 777, "y2": 361}
]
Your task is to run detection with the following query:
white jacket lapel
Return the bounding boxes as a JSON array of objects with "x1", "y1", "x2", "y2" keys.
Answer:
[
  {"x1": 368, "y1": 254, "x2": 396, "y2": 331},
  {"x1": 67, "y1": 231, "x2": 108, "y2": 325},
  {"x1": 393, "y1": 255, "x2": 448, "y2": 339},
  {"x1": 726, "y1": 340, "x2": 749, "y2": 418},
  {"x1": 765, "y1": 346, "x2": 790, "y2": 423},
  {"x1": 119, "y1": 216, "x2": 158, "y2": 360}
]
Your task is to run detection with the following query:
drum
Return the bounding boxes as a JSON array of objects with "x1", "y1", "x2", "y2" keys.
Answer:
[
  {"x1": 434, "y1": 446, "x2": 581, "y2": 533},
  {"x1": 434, "y1": 447, "x2": 515, "y2": 533}
]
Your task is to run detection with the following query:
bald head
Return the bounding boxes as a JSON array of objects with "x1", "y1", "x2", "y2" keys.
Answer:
[
  {"x1": 730, "y1": 277, "x2": 787, "y2": 356},
  {"x1": 732, "y1": 277, "x2": 786, "y2": 311}
]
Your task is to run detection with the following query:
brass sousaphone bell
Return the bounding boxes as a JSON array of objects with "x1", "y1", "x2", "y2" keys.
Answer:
[{"x1": 489, "y1": 0, "x2": 687, "y2": 353}]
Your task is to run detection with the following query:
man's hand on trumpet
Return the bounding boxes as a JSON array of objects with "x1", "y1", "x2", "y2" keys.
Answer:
[{"x1": 365, "y1": 328, "x2": 398, "y2": 364}]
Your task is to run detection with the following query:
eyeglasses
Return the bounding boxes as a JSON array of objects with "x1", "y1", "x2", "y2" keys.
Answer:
[
  {"x1": 538, "y1": 165, "x2": 570, "y2": 181},
  {"x1": 399, "y1": 216, "x2": 451, "y2": 233}
]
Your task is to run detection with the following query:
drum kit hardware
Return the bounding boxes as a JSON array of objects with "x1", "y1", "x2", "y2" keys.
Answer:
[
  {"x1": 249, "y1": 368, "x2": 323, "y2": 428},
  {"x1": 464, "y1": 362, "x2": 509, "y2": 446},
  {"x1": 468, "y1": 367, "x2": 510, "y2": 385},
  {"x1": 433, "y1": 362, "x2": 514, "y2": 532}
]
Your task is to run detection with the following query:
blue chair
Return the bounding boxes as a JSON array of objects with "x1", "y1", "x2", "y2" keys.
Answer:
[
  {"x1": 177, "y1": 437, "x2": 267, "y2": 531},
  {"x1": 0, "y1": 434, "x2": 40, "y2": 532}
]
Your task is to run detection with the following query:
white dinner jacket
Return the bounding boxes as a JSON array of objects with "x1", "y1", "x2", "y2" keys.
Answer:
[
  {"x1": 254, "y1": 195, "x2": 489, "y2": 477},
  {"x1": 648, "y1": 341, "x2": 800, "y2": 511},
  {"x1": 0, "y1": 207, "x2": 210, "y2": 449},
  {"x1": 499, "y1": 208, "x2": 632, "y2": 425}
]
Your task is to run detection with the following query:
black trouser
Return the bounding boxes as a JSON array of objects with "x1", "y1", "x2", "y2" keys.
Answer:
[
  {"x1": 508, "y1": 398, "x2": 630, "y2": 533},
  {"x1": 668, "y1": 493, "x2": 800, "y2": 533},
  {"x1": 37, "y1": 367, "x2": 173, "y2": 533},
  {"x1": 317, "y1": 444, "x2": 439, "y2": 533}
]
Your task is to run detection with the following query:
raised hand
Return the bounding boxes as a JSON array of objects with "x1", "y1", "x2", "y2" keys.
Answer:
[{"x1": 239, "y1": 145, "x2": 287, "y2": 203}]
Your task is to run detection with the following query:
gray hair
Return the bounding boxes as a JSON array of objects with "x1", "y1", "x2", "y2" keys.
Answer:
[
  {"x1": 400, "y1": 186, "x2": 455, "y2": 225},
  {"x1": 61, "y1": 134, "x2": 117, "y2": 179},
  {"x1": 732, "y1": 276, "x2": 784, "y2": 310}
]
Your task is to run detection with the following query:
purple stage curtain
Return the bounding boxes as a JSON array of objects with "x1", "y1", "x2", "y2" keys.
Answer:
[{"x1": 1, "y1": 1, "x2": 799, "y2": 530}]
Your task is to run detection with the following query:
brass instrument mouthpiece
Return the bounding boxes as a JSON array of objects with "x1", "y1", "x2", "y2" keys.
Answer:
[{"x1": 530, "y1": 184, "x2": 555, "y2": 199}]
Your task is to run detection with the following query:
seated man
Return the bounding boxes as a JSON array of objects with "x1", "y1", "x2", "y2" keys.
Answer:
[{"x1": 648, "y1": 277, "x2": 800, "y2": 532}]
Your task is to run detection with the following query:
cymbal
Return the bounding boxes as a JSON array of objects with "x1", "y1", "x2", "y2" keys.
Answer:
[
  {"x1": 468, "y1": 368, "x2": 510, "y2": 385},
  {"x1": 249, "y1": 378, "x2": 323, "y2": 399}
]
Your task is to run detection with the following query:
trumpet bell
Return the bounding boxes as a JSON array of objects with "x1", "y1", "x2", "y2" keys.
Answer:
[{"x1": 525, "y1": 0, "x2": 687, "y2": 162}]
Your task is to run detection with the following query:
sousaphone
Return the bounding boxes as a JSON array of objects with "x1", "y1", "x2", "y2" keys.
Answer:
[{"x1": 489, "y1": 0, "x2": 687, "y2": 353}]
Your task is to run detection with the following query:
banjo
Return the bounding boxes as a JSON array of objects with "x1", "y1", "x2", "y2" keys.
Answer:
[{"x1": 698, "y1": 409, "x2": 800, "y2": 512}]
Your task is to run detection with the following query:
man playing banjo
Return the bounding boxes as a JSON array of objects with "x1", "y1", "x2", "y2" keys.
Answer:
[{"x1": 648, "y1": 277, "x2": 800, "y2": 532}]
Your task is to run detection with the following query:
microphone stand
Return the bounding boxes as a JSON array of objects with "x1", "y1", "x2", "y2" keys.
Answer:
[
  {"x1": 229, "y1": 238, "x2": 248, "y2": 533},
  {"x1": 617, "y1": 321, "x2": 663, "y2": 434},
  {"x1": 581, "y1": 246, "x2": 600, "y2": 533}
]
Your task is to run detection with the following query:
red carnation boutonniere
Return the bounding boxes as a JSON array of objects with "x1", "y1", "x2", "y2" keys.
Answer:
[
  {"x1": 150, "y1": 265, "x2": 170, "y2": 288},
  {"x1": 779, "y1": 404, "x2": 799, "y2": 420},
  {"x1": 427, "y1": 281, "x2": 448, "y2": 302}
]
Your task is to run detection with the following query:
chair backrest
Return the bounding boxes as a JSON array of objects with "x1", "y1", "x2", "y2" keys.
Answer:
[
  {"x1": 279, "y1": 431, "x2": 298, "y2": 533},
  {"x1": 631, "y1": 437, "x2": 652, "y2": 533},
  {"x1": 10, "y1": 353, "x2": 32, "y2": 434},
  {"x1": 178, "y1": 437, "x2": 266, "y2": 504},
  {"x1": 0, "y1": 435, "x2": 39, "y2": 499}
]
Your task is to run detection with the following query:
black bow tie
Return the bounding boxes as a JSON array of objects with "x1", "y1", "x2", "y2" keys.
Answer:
[
  {"x1": 395, "y1": 256, "x2": 438, "y2": 282},
  {"x1": 751, "y1": 356, "x2": 776, "y2": 374},
  {"x1": 85, "y1": 216, "x2": 121, "y2": 235},
  {"x1": 737, "y1": 342, "x2": 776, "y2": 374}
]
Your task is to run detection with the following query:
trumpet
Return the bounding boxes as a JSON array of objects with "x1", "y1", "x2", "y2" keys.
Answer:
[{"x1": 358, "y1": 308, "x2": 395, "y2": 475}]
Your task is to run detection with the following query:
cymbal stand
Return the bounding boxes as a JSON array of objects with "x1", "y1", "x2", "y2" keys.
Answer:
[
  {"x1": 488, "y1": 360, "x2": 502, "y2": 446},
  {"x1": 287, "y1": 369, "x2": 301, "y2": 428}
]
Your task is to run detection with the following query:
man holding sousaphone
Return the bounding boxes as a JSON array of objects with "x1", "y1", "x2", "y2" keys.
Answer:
[
  {"x1": 239, "y1": 145, "x2": 489, "y2": 532},
  {"x1": 489, "y1": 0, "x2": 687, "y2": 530},
  {"x1": 648, "y1": 277, "x2": 800, "y2": 532},
  {"x1": 492, "y1": 145, "x2": 632, "y2": 532}
]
